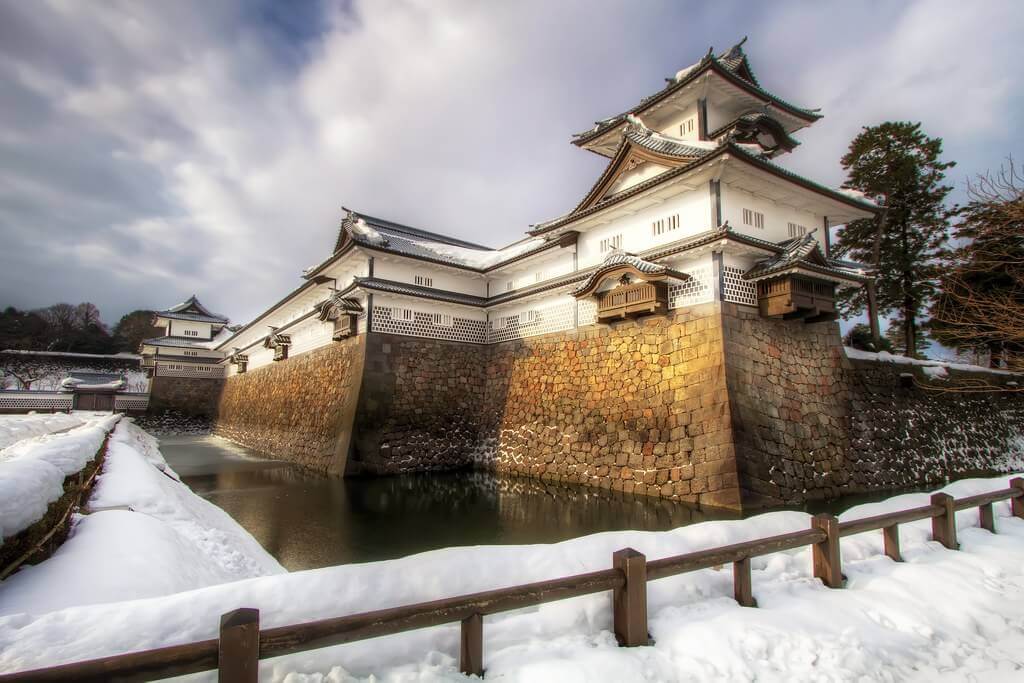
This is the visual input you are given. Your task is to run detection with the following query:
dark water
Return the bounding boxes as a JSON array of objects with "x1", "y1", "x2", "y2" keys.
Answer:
[
  {"x1": 161, "y1": 436, "x2": 750, "y2": 570},
  {"x1": 161, "y1": 436, "x2": 907, "y2": 571}
]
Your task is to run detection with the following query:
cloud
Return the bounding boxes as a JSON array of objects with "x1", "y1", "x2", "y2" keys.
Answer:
[{"x1": 0, "y1": 0, "x2": 1022, "y2": 326}]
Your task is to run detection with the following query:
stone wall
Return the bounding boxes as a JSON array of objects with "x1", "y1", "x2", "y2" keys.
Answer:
[
  {"x1": 214, "y1": 336, "x2": 365, "y2": 474},
  {"x1": 482, "y1": 302, "x2": 741, "y2": 509},
  {"x1": 720, "y1": 304, "x2": 851, "y2": 507},
  {"x1": 845, "y1": 357, "x2": 1024, "y2": 493},
  {"x1": 149, "y1": 375, "x2": 224, "y2": 417},
  {"x1": 721, "y1": 302, "x2": 1023, "y2": 508},
  {"x1": 348, "y1": 333, "x2": 489, "y2": 474},
  {"x1": 202, "y1": 300, "x2": 1023, "y2": 512}
]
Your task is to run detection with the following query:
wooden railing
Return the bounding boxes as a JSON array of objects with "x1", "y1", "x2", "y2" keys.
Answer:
[
  {"x1": 597, "y1": 282, "x2": 666, "y2": 321},
  {"x1": 4, "y1": 479, "x2": 1022, "y2": 682}
]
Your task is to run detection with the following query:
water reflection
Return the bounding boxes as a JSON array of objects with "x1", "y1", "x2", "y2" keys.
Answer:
[{"x1": 162, "y1": 436, "x2": 740, "y2": 570}]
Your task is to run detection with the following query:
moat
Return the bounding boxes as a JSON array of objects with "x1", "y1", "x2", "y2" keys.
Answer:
[{"x1": 161, "y1": 434, "x2": 915, "y2": 571}]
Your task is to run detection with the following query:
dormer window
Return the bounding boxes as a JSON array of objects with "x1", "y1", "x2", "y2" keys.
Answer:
[{"x1": 742, "y1": 208, "x2": 765, "y2": 229}]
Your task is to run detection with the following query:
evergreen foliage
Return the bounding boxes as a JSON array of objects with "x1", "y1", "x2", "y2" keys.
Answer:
[{"x1": 834, "y1": 122, "x2": 955, "y2": 357}]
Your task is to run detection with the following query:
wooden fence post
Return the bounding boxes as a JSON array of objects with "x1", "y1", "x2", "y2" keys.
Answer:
[
  {"x1": 733, "y1": 557, "x2": 757, "y2": 607},
  {"x1": 1012, "y1": 478, "x2": 1024, "y2": 520},
  {"x1": 811, "y1": 514, "x2": 843, "y2": 588},
  {"x1": 930, "y1": 493, "x2": 959, "y2": 550},
  {"x1": 460, "y1": 613, "x2": 483, "y2": 677},
  {"x1": 882, "y1": 525, "x2": 902, "y2": 562},
  {"x1": 612, "y1": 548, "x2": 648, "y2": 647},
  {"x1": 219, "y1": 608, "x2": 259, "y2": 683},
  {"x1": 979, "y1": 502, "x2": 996, "y2": 533}
]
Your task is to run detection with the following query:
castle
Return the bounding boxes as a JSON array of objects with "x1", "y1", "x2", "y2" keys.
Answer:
[{"x1": 142, "y1": 40, "x2": 1022, "y2": 510}]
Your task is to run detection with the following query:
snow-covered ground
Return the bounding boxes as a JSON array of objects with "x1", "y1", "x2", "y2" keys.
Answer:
[
  {"x1": 0, "y1": 420, "x2": 283, "y2": 615},
  {"x1": 0, "y1": 412, "x2": 120, "y2": 539},
  {"x1": 0, "y1": 412, "x2": 88, "y2": 450},
  {"x1": 1, "y1": 472, "x2": 1022, "y2": 681}
]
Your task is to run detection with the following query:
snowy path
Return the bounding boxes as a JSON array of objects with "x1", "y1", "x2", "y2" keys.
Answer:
[
  {"x1": 0, "y1": 475, "x2": 1022, "y2": 681},
  {"x1": 0, "y1": 420, "x2": 284, "y2": 616}
]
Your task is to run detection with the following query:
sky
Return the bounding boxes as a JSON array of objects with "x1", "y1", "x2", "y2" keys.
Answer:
[{"x1": 1, "y1": 0, "x2": 1022, "y2": 327}]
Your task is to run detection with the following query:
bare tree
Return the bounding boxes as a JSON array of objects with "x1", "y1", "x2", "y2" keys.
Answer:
[{"x1": 930, "y1": 158, "x2": 1024, "y2": 370}]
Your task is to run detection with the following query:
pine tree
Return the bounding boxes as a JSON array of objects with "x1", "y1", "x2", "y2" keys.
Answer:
[{"x1": 833, "y1": 122, "x2": 955, "y2": 357}]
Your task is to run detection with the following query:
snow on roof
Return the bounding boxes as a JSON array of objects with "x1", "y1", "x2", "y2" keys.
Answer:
[
  {"x1": 404, "y1": 236, "x2": 548, "y2": 270},
  {"x1": 835, "y1": 188, "x2": 878, "y2": 206},
  {"x1": 0, "y1": 349, "x2": 142, "y2": 360}
]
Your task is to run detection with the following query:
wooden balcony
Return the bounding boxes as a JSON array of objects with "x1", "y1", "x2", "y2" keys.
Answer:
[
  {"x1": 757, "y1": 275, "x2": 837, "y2": 322},
  {"x1": 597, "y1": 281, "x2": 668, "y2": 322}
]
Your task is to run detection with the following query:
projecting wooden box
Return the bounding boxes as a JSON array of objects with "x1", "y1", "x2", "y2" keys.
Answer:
[
  {"x1": 597, "y1": 281, "x2": 668, "y2": 322},
  {"x1": 757, "y1": 275, "x2": 837, "y2": 322}
]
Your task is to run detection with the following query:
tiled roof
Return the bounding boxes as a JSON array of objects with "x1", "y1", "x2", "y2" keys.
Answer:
[
  {"x1": 572, "y1": 250, "x2": 667, "y2": 296},
  {"x1": 743, "y1": 233, "x2": 868, "y2": 282},
  {"x1": 158, "y1": 295, "x2": 228, "y2": 324},
  {"x1": 141, "y1": 336, "x2": 220, "y2": 349},
  {"x1": 333, "y1": 210, "x2": 559, "y2": 273},
  {"x1": 571, "y1": 40, "x2": 820, "y2": 147},
  {"x1": 623, "y1": 126, "x2": 715, "y2": 158}
]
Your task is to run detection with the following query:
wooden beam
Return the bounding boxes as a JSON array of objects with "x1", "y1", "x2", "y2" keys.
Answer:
[
  {"x1": 612, "y1": 548, "x2": 648, "y2": 647},
  {"x1": 460, "y1": 614, "x2": 483, "y2": 677},
  {"x1": 811, "y1": 514, "x2": 843, "y2": 589},
  {"x1": 219, "y1": 609, "x2": 260, "y2": 683},
  {"x1": 1012, "y1": 478, "x2": 1024, "y2": 519},
  {"x1": 930, "y1": 493, "x2": 959, "y2": 550},
  {"x1": 733, "y1": 557, "x2": 757, "y2": 607},
  {"x1": 883, "y1": 525, "x2": 902, "y2": 562}
]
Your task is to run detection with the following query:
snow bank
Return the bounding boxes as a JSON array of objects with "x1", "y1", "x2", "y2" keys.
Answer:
[
  {"x1": 0, "y1": 420, "x2": 283, "y2": 615},
  {"x1": 0, "y1": 414, "x2": 119, "y2": 540},
  {"x1": 1, "y1": 475, "x2": 1023, "y2": 681},
  {"x1": 845, "y1": 346, "x2": 1021, "y2": 376},
  {"x1": 0, "y1": 413, "x2": 86, "y2": 451}
]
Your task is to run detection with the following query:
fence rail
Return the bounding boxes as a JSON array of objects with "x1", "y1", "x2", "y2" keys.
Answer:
[{"x1": 4, "y1": 479, "x2": 1023, "y2": 682}]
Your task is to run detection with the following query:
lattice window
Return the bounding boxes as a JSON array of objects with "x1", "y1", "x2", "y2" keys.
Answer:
[
  {"x1": 722, "y1": 265, "x2": 758, "y2": 306},
  {"x1": 184, "y1": 350, "x2": 198, "y2": 357},
  {"x1": 599, "y1": 234, "x2": 623, "y2": 253},
  {"x1": 372, "y1": 305, "x2": 486, "y2": 344},
  {"x1": 679, "y1": 117, "x2": 695, "y2": 136},
  {"x1": 114, "y1": 395, "x2": 150, "y2": 411},
  {"x1": 156, "y1": 363, "x2": 225, "y2": 378},
  {"x1": 414, "y1": 275, "x2": 433, "y2": 287},
  {"x1": 486, "y1": 299, "x2": 576, "y2": 344},
  {"x1": 788, "y1": 222, "x2": 808, "y2": 238},
  {"x1": 668, "y1": 265, "x2": 713, "y2": 308},
  {"x1": 653, "y1": 214, "x2": 680, "y2": 236},
  {"x1": 0, "y1": 392, "x2": 73, "y2": 411},
  {"x1": 742, "y1": 208, "x2": 765, "y2": 229},
  {"x1": 577, "y1": 299, "x2": 598, "y2": 327}
]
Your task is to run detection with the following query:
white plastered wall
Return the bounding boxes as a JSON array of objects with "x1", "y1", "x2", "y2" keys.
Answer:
[{"x1": 720, "y1": 183, "x2": 825, "y2": 247}]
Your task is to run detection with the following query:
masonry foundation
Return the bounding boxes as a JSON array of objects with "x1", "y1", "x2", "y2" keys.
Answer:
[{"x1": 205, "y1": 303, "x2": 1023, "y2": 511}]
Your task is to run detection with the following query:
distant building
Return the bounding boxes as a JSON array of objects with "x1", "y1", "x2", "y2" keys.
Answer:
[{"x1": 140, "y1": 295, "x2": 230, "y2": 381}]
